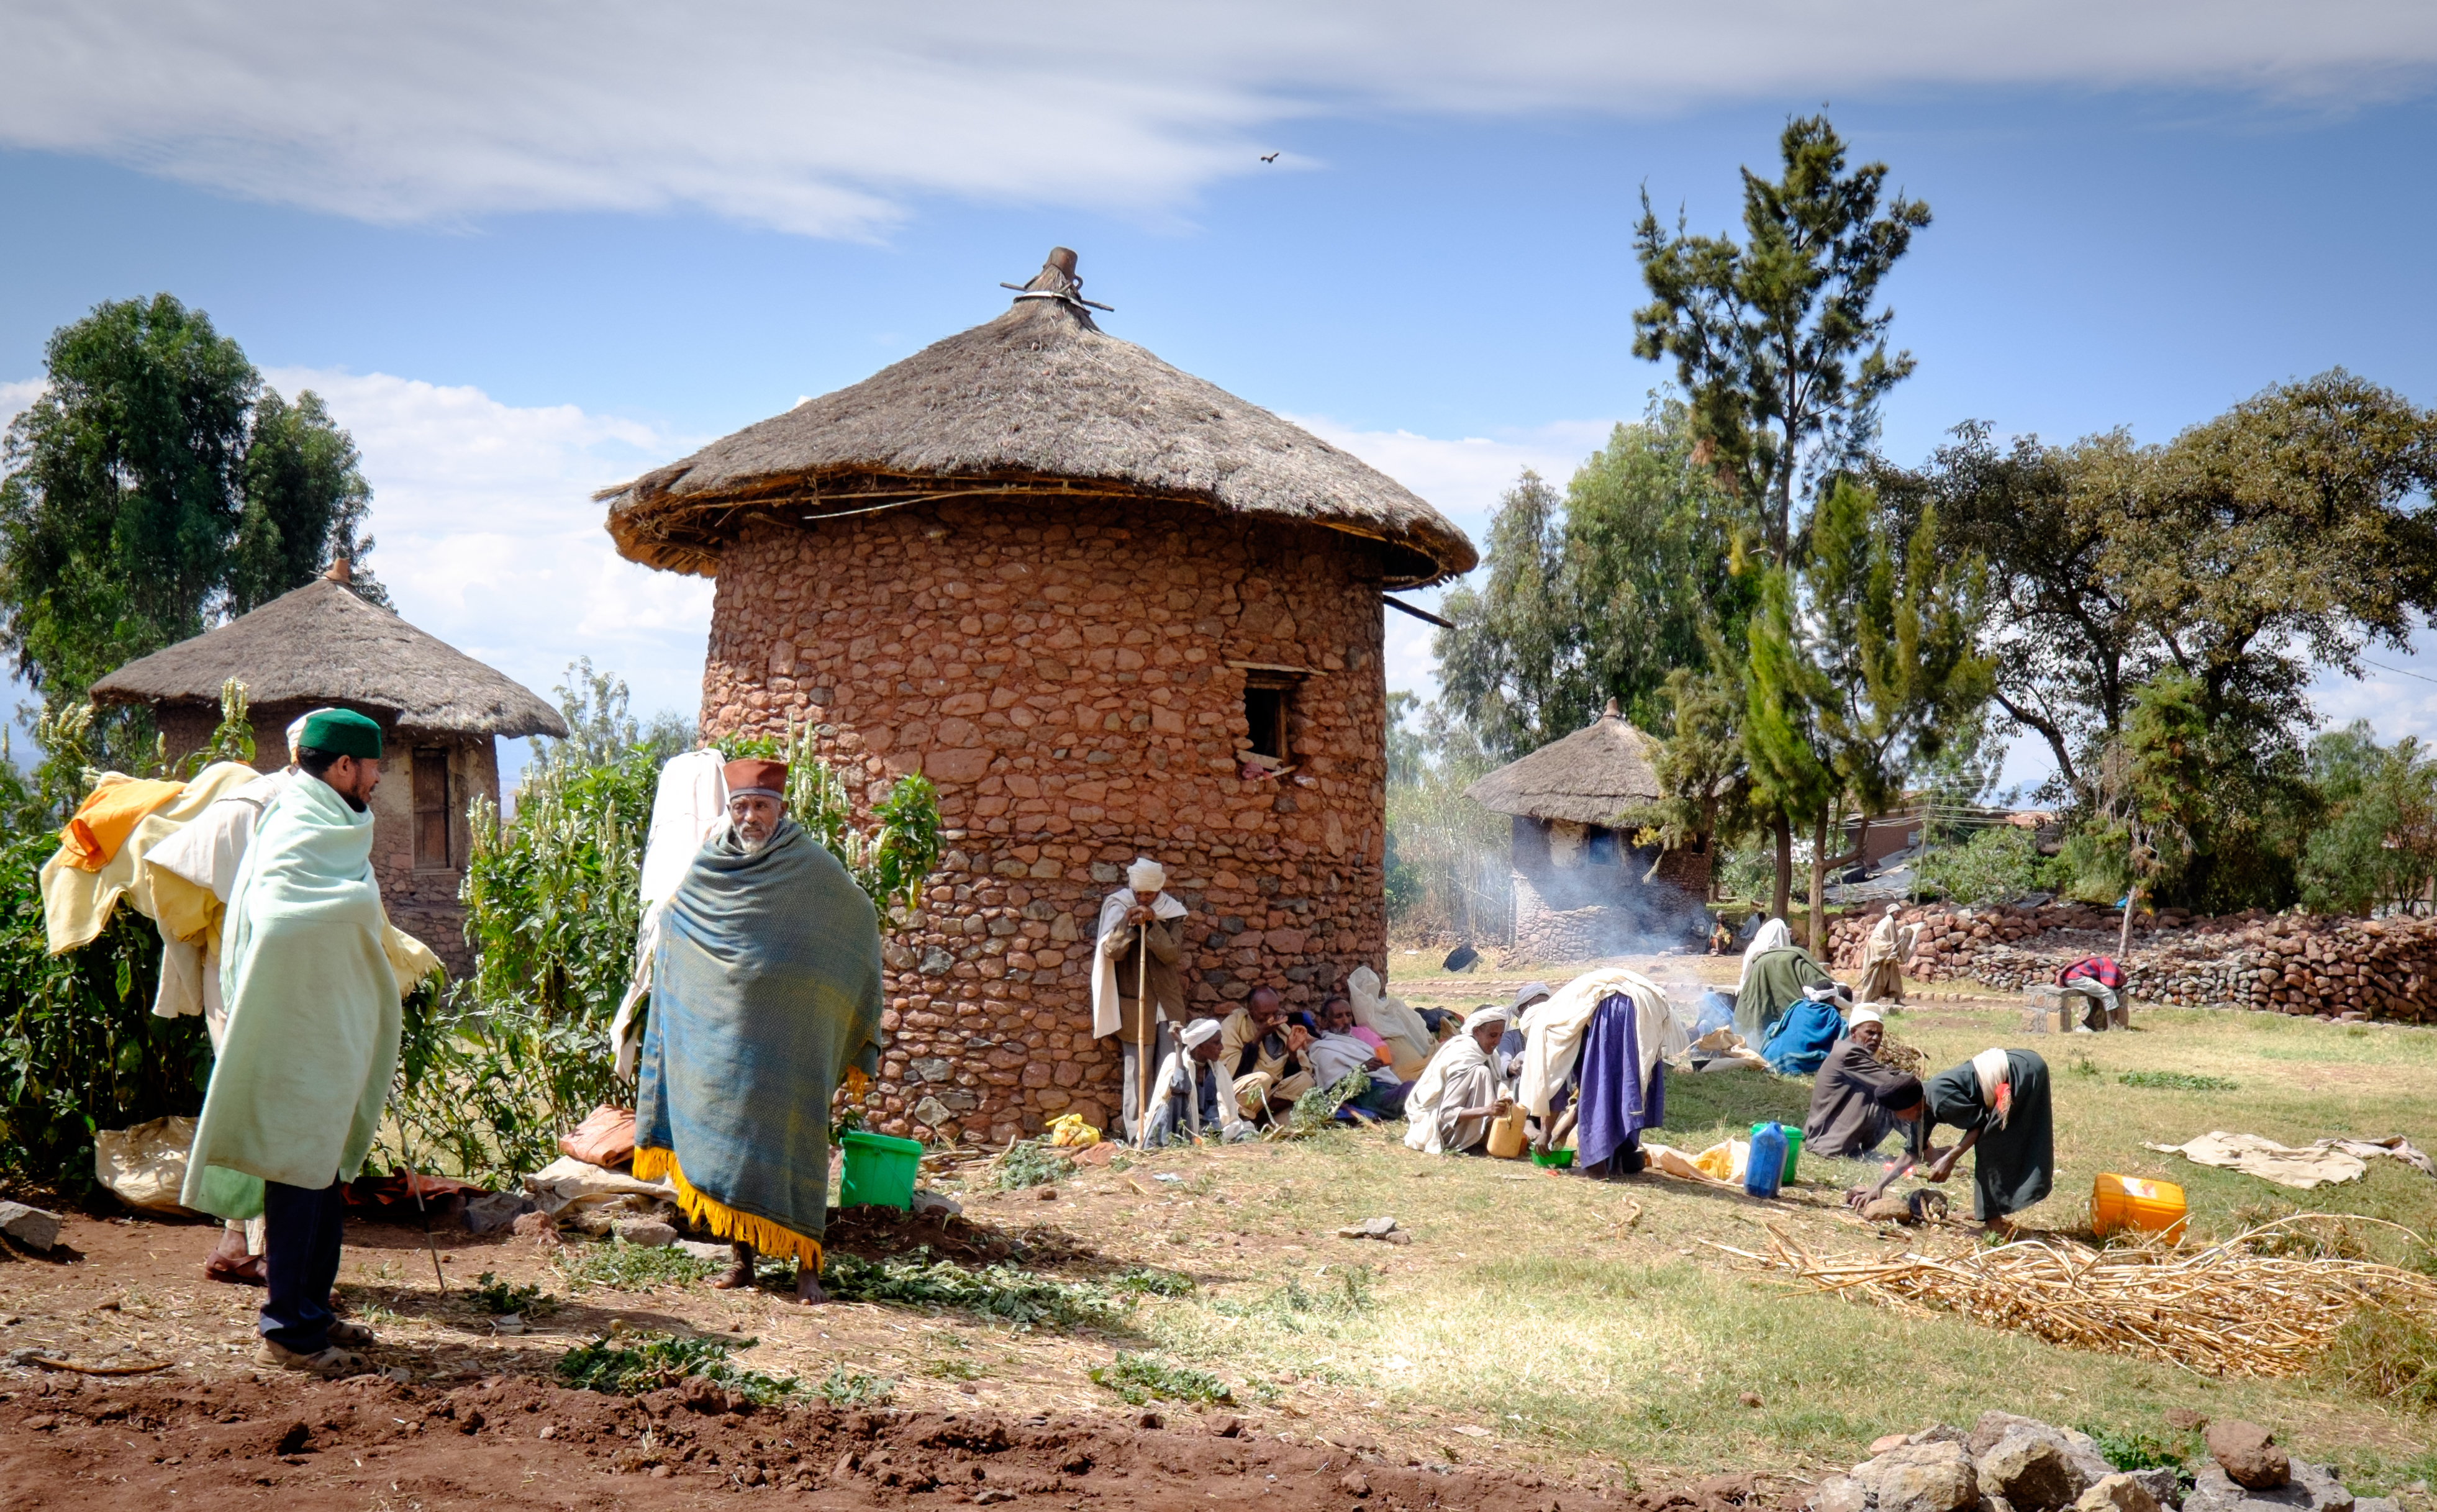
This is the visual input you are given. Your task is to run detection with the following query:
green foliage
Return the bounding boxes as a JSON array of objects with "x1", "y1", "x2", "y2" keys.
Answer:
[
  {"x1": 819, "y1": 1248, "x2": 1141, "y2": 1329},
  {"x1": 554, "y1": 1331, "x2": 801, "y2": 1406},
  {"x1": 1109, "y1": 1265, "x2": 1196, "y2": 1298},
  {"x1": 991, "y1": 1138, "x2": 1076, "y2": 1191},
  {"x1": 468, "y1": 1272, "x2": 556, "y2": 1316},
  {"x1": 2118, "y1": 1071, "x2": 2237, "y2": 1091},
  {"x1": 1383, "y1": 697, "x2": 1509, "y2": 935},
  {"x1": 2299, "y1": 723, "x2": 2437, "y2": 915},
  {"x1": 1088, "y1": 1351, "x2": 1235, "y2": 1405},
  {"x1": 2078, "y1": 1423, "x2": 2196, "y2": 1479},
  {"x1": 1915, "y1": 825, "x2": 2043, "y2": 907},
  {"x1": 812, "y1": 1362, "x2": 898, "y2": 1406},
  {"x1": 554, "y1": 1236, "x2": 723, "y2": 1293},
  {"x1": 0, "y1": 296, "x2": 383, "y2": 770},
  {"x1": 718, "y1": 725, "x2": 942, "y2": 918},
  {"x1": 1225, "y1": 1263, "x2": 1375, "y2": 1327},
  {"x1": 1633, "y1": 114, "x2": 1931, "y2": 569},
  {"x1": 1272, "y1": 1070, "x2": 1371, "y2": 1141}
]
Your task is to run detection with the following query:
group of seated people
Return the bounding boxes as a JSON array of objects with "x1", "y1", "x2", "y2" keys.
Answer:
[{"x1": 1137, "y1": 967, "x2": 1436, "y2": 1145}]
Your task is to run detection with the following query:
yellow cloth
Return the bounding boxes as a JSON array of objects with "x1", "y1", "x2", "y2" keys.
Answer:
[
  {"x1": 1046, "y1": 1113, "x2": 1101, "y2": 1148},
  {"x1": 383, "y1": 923, "x2": 443, "y2": 997},
  {"x1": 150, "y1": 867, "x2": 222, "y2": 946},
  {"x1": 633, "y1": 1145, "x2": 823, "y2": 1270},
  {"x1": 40, "y1": 763, "x2": 265, "y2": 954},
  {"x1": 58, "y1": 777, "x2": 186, "y2": 871}
]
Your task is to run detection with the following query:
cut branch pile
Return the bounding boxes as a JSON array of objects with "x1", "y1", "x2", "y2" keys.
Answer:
[{"x1": 1712, "y1": 1215, "x2": 2437, "y2": 1378}]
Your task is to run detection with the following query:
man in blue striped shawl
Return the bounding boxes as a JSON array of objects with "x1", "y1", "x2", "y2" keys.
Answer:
[{"x1": 633, "y1": 758, "x2": 884, "y2": 1305}]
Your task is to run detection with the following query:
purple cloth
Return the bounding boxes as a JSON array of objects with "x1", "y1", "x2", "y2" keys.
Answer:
[{"x1": 1573, "y1": 994, "x2": 1664, "y2": 1172}]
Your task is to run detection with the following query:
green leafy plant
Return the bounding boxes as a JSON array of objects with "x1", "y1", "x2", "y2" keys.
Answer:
[
  {"x1": 814, "y1": 1363, "x2": 897, "y2": 1406},
  {"x1": 2118, "y1": 1071, "x2": 2237, "y2": 1092},
  {"x1": 1087, "y1": 1351, "x2": 1234, "y2": 1405},
  {"x1": 1916, "y1": 824, "x2": 2044, "y2": 907},
  {"x1": 991, "y1": 1138, "x2": 1076, "y2": 1191},
  {"x1": 555, "y1": 1331, "x2": 801, "y2": 1406},
  {"x1": 923, "y1": 1356, "x2": 987, "y2": 1382},
  {"x1": 820, "y1": 1248, "x2": 1138, "y2": 1329},
  {"x1": 555, "y1": 1236, "x2": 722, "y2": 1293},
  {"x1": 468, "y1": 1272, "x2": 556, "y2": 1316},
  {"x1": 1109, "y1": 1265, "x2": 1196, "y2": 1298},
  {"x1": 1273, "y1": 1071, "x2": 1371, "y2": 1141}
]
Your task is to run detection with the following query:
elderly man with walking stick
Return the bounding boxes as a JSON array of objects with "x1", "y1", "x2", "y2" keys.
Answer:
[{"x1": 1092, "y1": 857, "x2": 1191, "y2": 1146}]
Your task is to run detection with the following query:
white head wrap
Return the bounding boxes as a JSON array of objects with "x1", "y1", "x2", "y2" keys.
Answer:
[
  {"x1": 1886, "y1": 902, "x2": 1902, "y2": 916},
  {"x1": 1127, "y1": 857, "x2": 1166, "y2": 892},
  {"x1": 1849, "y1": 1005, "x2": 1884, "y2": 1028},
  {"x1": 1509, "y1": 982, "x2": 1553, "y2": 1014},
  {"x1": 286, "y1": 707, "x2": 340, "y2": 763},
  {"x1": 1461, "y1": 1005, "x2": 1509, "y2": 1035},
  {"x1": 1179, "y1": 1017, "x2": 1222, "y2": 1050}
]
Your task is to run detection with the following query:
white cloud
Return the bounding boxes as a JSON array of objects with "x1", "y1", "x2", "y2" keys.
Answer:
[
  {"x1": 1289, "y1": 414, "x2": 1613, "y2": 704},
  {"x1": 261, "y1": 368, "x2": 715, "y2": 736},
  {"x1": 2, "y1": 2, "x2": 2433, "y2": 237}
]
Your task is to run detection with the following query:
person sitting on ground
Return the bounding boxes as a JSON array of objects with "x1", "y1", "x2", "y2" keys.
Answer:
[
  {"x1": 1495, "y1": 980, "x2": 1552, "y2": 1088},
  {"x1": 1735, "y1": 931, "x2": 1835, "y2": 1046},
  {"x1": 1803, "y1": 1007, "x2": 1929, "y2": 1160},
  {"x1": 1758, "y1": 979, "x2": 1853, "y2": 1075},
  {"x1": 1306, "y1": 997, "x2": 1412, "y2": 1119},
  {"x1": 1708, "y1": 917, "x2": 1736, "y2": 956},
  {"x1": 1217, "y1": 987, "x2": 1313, "y2": 1123},
  {"x1": 1857, "y1": 1046, "x2": 2053, "y2": 1233},
  {"x1": 1141, "y1": 1018, "x2": 1255, "y2": 1146},
  {"x1": 633, "y1": 758, "x2": 884, "y2": 1305},
  {"x1": 1736, "y1": 910, "x2": 1788, "y2": 985},
  {"x1": 1345, "y1": 966, "x2": 1437, "y2": 1078},
  {"x1": 1402, "y1": 1007, "x2": 1514, "y2": 1155}
]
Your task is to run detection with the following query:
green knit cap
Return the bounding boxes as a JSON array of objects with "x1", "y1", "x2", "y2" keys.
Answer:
[{"x1": 298, "y1": 708, "x2": 383, "y2": 759}]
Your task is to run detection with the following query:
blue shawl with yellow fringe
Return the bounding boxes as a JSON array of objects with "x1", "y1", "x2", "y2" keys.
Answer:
[{"x1": 633, "y1": 817, "x2": 883, "y2": 1270}]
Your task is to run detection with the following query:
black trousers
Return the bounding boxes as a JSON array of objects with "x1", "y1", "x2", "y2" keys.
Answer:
[{"x1": 259, "y1": 1179, "x2": 346, "y2": 1354}]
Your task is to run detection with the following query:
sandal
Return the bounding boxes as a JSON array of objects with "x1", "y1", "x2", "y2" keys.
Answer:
[
  {"x1": 325, "y1": 1320, "x2": 378, "y2": 1347},
  {"x1": 256, "y1": 1339, "x2": 373, "y2": 1378}
]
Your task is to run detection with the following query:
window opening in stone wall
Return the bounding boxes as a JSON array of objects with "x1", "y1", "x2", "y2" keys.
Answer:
[
  {"x1": 413, "y1": 746, "x2": 452, "y2": 870},
  {"x1": 1586, "y1": 826, "x2": 1621, "y2": 866},
  {"x1": 1241, "y1": 671, "x2": 1299, "y2": 762}
]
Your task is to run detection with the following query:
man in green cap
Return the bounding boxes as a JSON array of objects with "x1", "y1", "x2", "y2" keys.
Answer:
[{"x1": 183, "y1": 707, "x2": 401, "y2": 1377}]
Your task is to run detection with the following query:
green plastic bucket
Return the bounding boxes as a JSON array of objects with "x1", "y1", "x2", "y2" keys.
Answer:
[
  {"x1": 1751, "y1": 1123, "x2": 1804, "y2": 1185},
  {"x1": 839, "y1": 1129, "x2": 924, "y2": 1211}
]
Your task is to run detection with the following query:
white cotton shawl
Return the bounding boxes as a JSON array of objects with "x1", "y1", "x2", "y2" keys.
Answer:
[
  {"x1": 1402, "y1": 1033, "x2": 1495, "y2": 1154},
  {"x1": 1737, "y1": 917, "x2": 1793, "y2": 989},
  {"x1": 613, "y1": 749, "x2": 734, "y2": 1078},
  {"x1": 1347, "y1": 965, "x2": 1436, "y2": 1049},
  {"x1": 1091, "y1": 886, "x2": 1188, "y2": 1038},
  {"x1": 1971, "y1": 1046, "x2": 2015, "y2": 1128},
  {"x1": 1517, "y1": 967, "x2": 1687, "y2": 1118}
]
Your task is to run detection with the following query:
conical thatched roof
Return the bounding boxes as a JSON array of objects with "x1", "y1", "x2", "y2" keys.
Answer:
[
  {"x1": 597, "y1": 252, "x2": 1476, "y2": 589},
  {"x1": 1463, "y1": 704, "x2": 1664, "y2": 825},
  {"x1": 89, "y1": 574, "x2": 568, "y2": 740}
]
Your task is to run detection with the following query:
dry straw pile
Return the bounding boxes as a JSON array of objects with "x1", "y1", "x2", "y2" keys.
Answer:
[{"x1": 1715, "y1": 1216, "x2": 2437, "y2": 1379}]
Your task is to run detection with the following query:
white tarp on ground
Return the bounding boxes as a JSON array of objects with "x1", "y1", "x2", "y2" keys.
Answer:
[
  {"x1": 520, "y1": 1154, "x2": 677, "y2": 1216},
  {"x1": 2143, "y1": 1131, "x2": 2437, "y2": 1189}
]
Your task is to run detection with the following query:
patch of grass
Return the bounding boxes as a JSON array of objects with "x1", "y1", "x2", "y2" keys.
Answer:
[
  {"x1": 820, "y1": 1247, "x2": 1138, "y2": 1329},
  {"x1": 554, "y1": 1331, "x2": 800, "y2": 1406},
  {"x1": 991, "y1": 1138, "x2": 1076, "y2": 1190},
  {"x1": 554, "y1": 1236, "x2": 722, "y2": 1293},
  {"x1": 468, "y1": 1271, "x2": 556, "y2": 1316},
  {"x1": 2080, "y1": 1423, "x2": 2195, "y2": 1479},
  {"x1": 1088, "y1": 1351, "x2": 1235, "y2": 1405},
  {"x1": 1109, "y1": 1265, "x2": 1196, "y2": 1298},
  {"x1": 2118, "y1": 1071, "x2": 2238, "y2": 1091},
  {"x1": 2316, "y1": 1300, "x2": 2437, "y2": 1413},
  {"x1": 922, "y1": 1356, "x2": 988, "y2": 1382},
  {"x1": 813, "y1": 1362, "x2": 897, "y2": 1406}
]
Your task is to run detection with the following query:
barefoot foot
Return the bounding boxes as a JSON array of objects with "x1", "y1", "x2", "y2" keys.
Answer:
[
  {"x1": 710, "y1": 1241, "x2": 757, "y2": 1290},
  {"x1": 794, "y1": 1272, "x2": 828, "y2": 1306}
]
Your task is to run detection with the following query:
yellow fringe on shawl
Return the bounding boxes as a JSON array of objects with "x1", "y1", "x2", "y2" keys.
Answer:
[{"x1": 632, "y1": 1146, "x2": 823, "y2": 1272}]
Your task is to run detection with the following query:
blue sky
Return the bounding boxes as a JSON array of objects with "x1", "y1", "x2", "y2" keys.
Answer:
[{"x1": 6, "y1": 2, "x2": 2437, "y2": 792}]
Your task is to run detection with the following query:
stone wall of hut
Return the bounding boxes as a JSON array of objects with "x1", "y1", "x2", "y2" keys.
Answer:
[
  {"x1": 697, "y1": 502, "x2": 1393, "y2": 1147},
  {"x1": 1824, "y1": 902, "x2": 2437, "y2": 1021},
  {"x1": 1508, "y1": 816, "x2": 1712, "y2": 961}
]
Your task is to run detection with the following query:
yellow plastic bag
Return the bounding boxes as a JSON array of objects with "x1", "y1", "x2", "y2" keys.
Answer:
[{"x1": 1046, "y1": 1113, "x2": 1101, "y2": 1148}]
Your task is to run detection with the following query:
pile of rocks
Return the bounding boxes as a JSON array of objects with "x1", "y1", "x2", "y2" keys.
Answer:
[
  {"x1": 1808, "y1": 1412, "x2": 2395, "y2": 1512},
  {"x1": 1824, "y1": 905, "x2": 2437, "y2": 1023}
]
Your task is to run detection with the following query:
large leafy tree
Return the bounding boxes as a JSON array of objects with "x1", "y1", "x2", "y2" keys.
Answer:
[{"x1": 0, "y1": 294, "x2": 381, "y2": 759}]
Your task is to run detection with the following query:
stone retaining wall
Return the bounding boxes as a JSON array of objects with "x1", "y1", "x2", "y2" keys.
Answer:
[
  {"x1": 698, "y1": 503, "x2": 1392, "y2": 1148},
  {"x1": 1825, "y1": 903, "x2": 2437, "y2": 1021}
]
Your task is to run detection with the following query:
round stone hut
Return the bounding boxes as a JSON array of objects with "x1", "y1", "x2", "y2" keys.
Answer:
[
  {"x1": 88, "y1": 563, "x2": 569, "y2": 971},
  {"x1": 598, "y1": 249, "x2": 1476, "y2": 1146}
]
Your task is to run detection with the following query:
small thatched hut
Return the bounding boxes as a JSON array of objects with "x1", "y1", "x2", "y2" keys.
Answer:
[
  {"x1": 598, "y1": 248, "x2": 1475, "y2": 1146},
  {"x1": 89, "y1": 563, "x2": 568, "y2": 969},
  {"x1": 1463, "y1": 701, "x2": 1712, "y2": 958}
]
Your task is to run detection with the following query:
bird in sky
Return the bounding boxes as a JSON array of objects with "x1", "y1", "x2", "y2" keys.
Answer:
[{"x1": 1259, "y1": 152, "x2": 1279, "y2": 163}]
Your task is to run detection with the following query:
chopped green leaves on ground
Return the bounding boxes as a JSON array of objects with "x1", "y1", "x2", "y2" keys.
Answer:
[
  {"x1": 468, "y1": 1271, "x2": 556, "y2": 1316},
  {"x1": 989, "y1": 1138, "x2": 1077, "y2": 1191},
  {"x1": 1088, "y1": 1351, "x2": 1236, "y2": 1405},
  {"x1": 2118, "y1": 1071, "x2": 2239, "y2": 1091},
  {"x1": 554, "y1": 1331, "x2": 801, "y2": 1405},
  {"x1": 554, "y1": 1236, "x2": 722, "y2": 1292},
  {"x1": 813, "y1": 1362, "x2": 898, "y2": 1406},
  {"x1": 819, "y1": 1248, "x2": 1142, "y2": 1329}
]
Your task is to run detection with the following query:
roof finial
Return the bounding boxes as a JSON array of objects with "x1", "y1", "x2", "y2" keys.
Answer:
[
  {"x1": 324, "y1": 556, "x2": 353, "y2": 585},
  {"x1": 1000, "y1": 247, "x2": 1114, "y2": 318},
  {"x1": 1602, "y1": 697, "x2": 1619, "y2": 720}
]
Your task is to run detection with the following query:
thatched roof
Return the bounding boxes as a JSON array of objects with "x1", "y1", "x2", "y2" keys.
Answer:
[
  {"x1": 90, "y1": 573, "x2": 568, "y2": 740},
  {"x1": 1463, "y1": 704, "x2": 1664, "y2": 825},
  {"x1": 597, "y1": 250, "x2": 1477, "y2": 589}
]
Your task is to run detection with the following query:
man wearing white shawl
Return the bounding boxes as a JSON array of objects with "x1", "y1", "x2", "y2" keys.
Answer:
[
  {"x1": 1736, "y1": 913, "x2": 1792, "y2": 990},
  {"x1": 1140, "y1": 1018, "x2": 1255, "y2": 1147},
  {"x1": 1092, "y1": 856, "x2": 1190, "y2": 1143},
  {"x1": 1858, "y1": 903, "x2": 1915, "y2": 1005},
  {"x1": 1402, "y1": 1008, "x2": 1513, "y2": 1155},
  {"x1": 1345, "y1": 965, "x2": 1435, "y2": 1081}
]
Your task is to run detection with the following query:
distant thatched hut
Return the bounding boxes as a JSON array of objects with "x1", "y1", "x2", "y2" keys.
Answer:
[
  {"x1": 89, "y1": 563, "x2": 568, "y2": 969},
  {"x1": 1463, "y1": 701, "x2": 1712, "y2": 958},
  {"x1": 598, "y1": 248, "x2": 1475, "y2": 1146}
]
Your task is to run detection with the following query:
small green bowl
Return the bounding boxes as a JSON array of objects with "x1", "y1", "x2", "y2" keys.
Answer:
[{"x1": 1530, "y1": 1148, "x2": 1576, "y2": 1169}]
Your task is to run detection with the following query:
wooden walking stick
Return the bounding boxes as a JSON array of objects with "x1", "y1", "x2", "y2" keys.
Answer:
[{"x1": 1136, "y1": 920, "x2": 1152, "y2": 1149}]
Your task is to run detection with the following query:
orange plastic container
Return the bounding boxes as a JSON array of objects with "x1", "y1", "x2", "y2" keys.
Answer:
[{"x1": 2091, "y1": 1172, "x2": 2188, "y2": 1239}]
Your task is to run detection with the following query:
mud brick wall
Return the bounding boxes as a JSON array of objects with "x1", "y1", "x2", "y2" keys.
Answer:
[
  {"x1": 1826, "y1": 903, "x2": 2437, "y2": 1022},
  {"x1": 697, "y1": 500, "x2": 1393, "y2": 1146}
]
